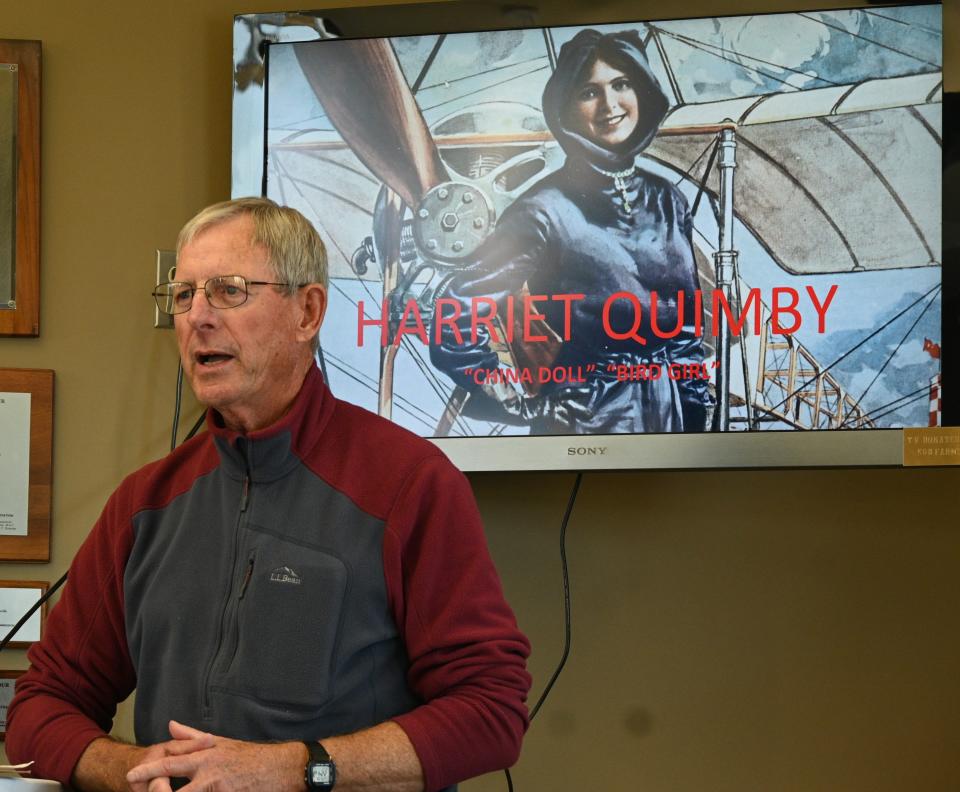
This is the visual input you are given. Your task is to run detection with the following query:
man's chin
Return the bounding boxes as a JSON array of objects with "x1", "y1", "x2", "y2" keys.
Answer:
[{"x1": 188, "y1": 382, "x2": 239, "y2": 414}]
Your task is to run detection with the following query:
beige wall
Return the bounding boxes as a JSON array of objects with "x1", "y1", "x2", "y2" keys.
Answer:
[{"x1": 0, "y1": 1, "x2": 956, "y2": 789}]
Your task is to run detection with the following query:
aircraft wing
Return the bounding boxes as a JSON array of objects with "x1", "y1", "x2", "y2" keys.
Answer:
[{"x1": 649, "y1": 72, "x2": 943, "y2": 274}]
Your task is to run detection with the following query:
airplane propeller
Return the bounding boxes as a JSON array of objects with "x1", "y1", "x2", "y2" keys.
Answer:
[{"x1": 294, "y1": 37, "x2": 449, "y2": 209}]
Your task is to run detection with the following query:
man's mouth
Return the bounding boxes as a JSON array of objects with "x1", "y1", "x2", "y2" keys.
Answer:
[{"x1": 195, "y1": 352, "x2": 234, "y2": 367}]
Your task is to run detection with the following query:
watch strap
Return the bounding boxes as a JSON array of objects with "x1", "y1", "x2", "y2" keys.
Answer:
[
  {"x1": 303, "y1": 740, "x2": 331, "y2": 763},
  {"x1": 303, "y1": 741, "x2": 336, "y2": 790}
]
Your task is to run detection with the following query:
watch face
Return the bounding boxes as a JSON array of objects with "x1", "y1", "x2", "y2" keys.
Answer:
[{"x1": 310, "y1": 764, "x2": 333, "y2": 785}]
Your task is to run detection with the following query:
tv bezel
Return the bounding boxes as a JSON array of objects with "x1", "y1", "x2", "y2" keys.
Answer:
[{"x1": 232, "y1": 2, "x2": 953, "y2": 472}]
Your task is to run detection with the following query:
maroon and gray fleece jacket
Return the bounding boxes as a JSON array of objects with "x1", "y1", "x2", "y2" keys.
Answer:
[{"x1": 7, "y1": 366, "x2": 531, "y2": 790}]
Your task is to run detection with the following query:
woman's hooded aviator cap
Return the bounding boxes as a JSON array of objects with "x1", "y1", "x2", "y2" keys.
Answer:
[{"x1": 542, "y1": 29, "x2": 670, "y2": 169}]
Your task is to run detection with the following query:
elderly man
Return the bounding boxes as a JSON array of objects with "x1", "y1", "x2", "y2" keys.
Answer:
[{"x1": 8, "y1": 198, "x2": 531, "y2": 791}]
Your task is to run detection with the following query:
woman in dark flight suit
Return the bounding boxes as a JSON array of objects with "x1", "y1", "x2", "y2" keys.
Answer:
[{"x1": 431, "y1": 28, "x2": 712, "y2": 435}]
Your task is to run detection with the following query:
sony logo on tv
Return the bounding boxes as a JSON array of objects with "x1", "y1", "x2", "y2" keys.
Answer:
[{"x1": 567, "y1": 446, "x2": 608, "y2": 456}]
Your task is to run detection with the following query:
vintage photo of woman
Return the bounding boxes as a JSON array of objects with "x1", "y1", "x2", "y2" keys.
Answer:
[{"x1": 430, "y1": 29, "x2": 714, "y2": 435}]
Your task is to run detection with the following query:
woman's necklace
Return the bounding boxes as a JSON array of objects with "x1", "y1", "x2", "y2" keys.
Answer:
[{"x1": 596, "y1": 165, "x2": 636, "y2": 213}]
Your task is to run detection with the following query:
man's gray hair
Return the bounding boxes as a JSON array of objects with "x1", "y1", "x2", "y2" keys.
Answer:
[{"x1": 176, "y1": 197, "x2": 328, "y2": 291}]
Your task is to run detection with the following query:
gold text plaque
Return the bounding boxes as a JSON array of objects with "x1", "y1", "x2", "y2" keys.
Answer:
[{"x1": 903, "y1": 427, "x2": 960, "y2": 467}]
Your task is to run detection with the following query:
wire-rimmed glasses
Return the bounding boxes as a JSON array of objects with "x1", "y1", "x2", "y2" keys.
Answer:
[{"x1": 152, "y1": 274, "x2": 302, "y2": 315}]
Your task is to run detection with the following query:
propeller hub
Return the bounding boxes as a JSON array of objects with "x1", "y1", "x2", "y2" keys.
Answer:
[{"x1": 413, "y1": 181, "x2": 494, "y2": 263}]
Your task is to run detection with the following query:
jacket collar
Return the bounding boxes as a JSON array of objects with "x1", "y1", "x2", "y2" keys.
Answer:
[{"x1": 207, "y1": 364, "x2": 334, "y2": 483}]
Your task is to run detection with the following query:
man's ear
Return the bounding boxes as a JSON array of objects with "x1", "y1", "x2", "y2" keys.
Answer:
[{"x1": 296, "y1": 284, "x2": 327, "y2": 343}]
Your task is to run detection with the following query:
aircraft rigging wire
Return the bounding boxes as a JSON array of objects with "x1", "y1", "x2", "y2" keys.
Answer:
[
  {"x1": 690, "y1": 137, "x2": 721, "y2": 218},
  {"x1": 649, "y1": 24, "x2": 843, "y2": 91},
  {"x1": 796, "y1": 12, "x2": 941, "y2": 69},
  {"x1": 322, "y1": 349, "x2": 381, "y2": 390},
  {"x1": 349, "y1": 271, "x2": 464, "y2": 431},
  {"x1": 670, "y1": 135, "x2": 718, "y2": 190},
  {"x1": 417, "y1": 54, "x2": 549, "y2": 93},
  {"x1": 860, "y1": 9, "x2": 942, "y2": 38},
  {"x1": 277, "y1": 149, "x2": 382, "y2": 187},
  {"x1": 269, "y1": 155, "x2": 291, "y2": 206},
  {"x1": 420, "y1": 63, "x2": 550, "y2": 115},
  {"x1": 543, "y1": 27, "x2": 558, "y2": 72},
  {"x1": 400, "y1": 335, "x2": 474, "y2": 436},
  {"x1": 324, "y1": 275, "x2": 466, "y2": 431},
  {"x1": 864, "y1": 390, "x2": 931, "y2": 425},
  {"x1": 325, "y1": 349, "x2": 444, "y2": 431},
  {"x1": 693, "y1": 223, "x2": 720, "y2": 256},
  {"x1": 852, "y1": 383, "x2": 931, "y2": 425},
  {"x1": 350, "y1": 271, "x2": 467, "y2": 428},
  {"x1": 649, "y1": 27, "x2": 685, "y2": 105},
  {"x1": 272, "y1": 113, "x2": 335, "y2": 130},
  {"x1": 272, "y1": 151, "x2": 361, "y2": 269},
  {"x1": 410, "y1": 34, "x2": 447, "y2": 94},
  {"x1": 272, "y1": 154, "x2": 375, "y2": 216},
  {"x1": 839, "y1": 285, "x2": 941, "y2": 427},
  {"x1": 731, "y1": 256, "x2": 755, "y2": 429},
  {"x1": 323, "y1": 352, "x2": 442, "y2": 432},
  {"x1": 765, "y1": 283, "x2": 940, "y2": 418}
]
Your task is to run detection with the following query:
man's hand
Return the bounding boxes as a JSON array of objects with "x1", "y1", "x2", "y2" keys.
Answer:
[
  {"x1": 125, "y1": 721, "x2": 306, "y2": 792},
  {"x1": 126, "y1": 731, "x2": 216, "y2": 792},
  {"x1": 70, "y1": 730, "x2": 214, "y2": 792}
]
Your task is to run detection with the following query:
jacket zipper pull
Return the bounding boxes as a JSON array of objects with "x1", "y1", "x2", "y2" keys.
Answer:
[
  {"x1": 239, "y1": 557, "x2": 254, "y2": 600},
  {"x1": 240, "y1": 475, "x2": 250, "y2": 513}
]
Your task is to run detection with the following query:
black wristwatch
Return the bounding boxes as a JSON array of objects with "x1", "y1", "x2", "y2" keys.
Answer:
[{"x1": 303, "y1": 741, "x2": 336, "y2": 790}]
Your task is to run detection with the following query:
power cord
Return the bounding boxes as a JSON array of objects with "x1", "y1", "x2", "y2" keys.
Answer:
[
  {"x1": 504, "y1": 471, "x2": 583, "y2": 790},
  {"x1": 170, "y1": 361, "x2": 184, "y2": 452},
  {"x1": 529, "y1": 471, "x2": 581, "y2": 721},
  {"x1": 183, "y1": 411, "x2": 206, "y2": 442}
]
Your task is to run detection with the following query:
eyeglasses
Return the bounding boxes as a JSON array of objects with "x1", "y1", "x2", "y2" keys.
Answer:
[{"x1": 152, "y1": 275, "x2": 305, "y2": 315}]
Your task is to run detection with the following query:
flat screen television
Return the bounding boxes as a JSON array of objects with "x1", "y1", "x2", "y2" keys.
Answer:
[{"x1": 232, "y1": 3, "x2": 953, "y2": 471}]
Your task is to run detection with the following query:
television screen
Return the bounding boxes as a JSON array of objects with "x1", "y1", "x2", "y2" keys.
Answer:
[{"x1": 234, "y1": 4, "x2": 949, "y2": 470}]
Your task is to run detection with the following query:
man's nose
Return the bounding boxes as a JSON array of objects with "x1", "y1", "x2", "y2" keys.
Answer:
[{"x1": 187, "y1": 287, "x2": 218, "y2": 326}]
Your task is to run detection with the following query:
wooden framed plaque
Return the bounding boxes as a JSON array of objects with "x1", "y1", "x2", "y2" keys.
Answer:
[
  {"x1": 0, "y1": 670, "x2": 24, "y2": 739},
  {"x1": 0, "y1": 580, "x2": 48, "y2": 649},
  {"x1": 0, "y1": 39, "x2": 40, "y2": 337},
  {"x1": 0, "y1": 368, "x2": 53, "y2": 561}
]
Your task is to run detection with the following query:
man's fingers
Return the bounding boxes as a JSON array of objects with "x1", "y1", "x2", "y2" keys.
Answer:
[
  {"x1": 127, "y1": 755, "x2": 199, "y2": 782},
  {"x1": 168, "y1": 719, "x2": 212, "y2": 741},
  {"x1": 162, "y1": 736, "x2": 215, "y2": 756},
  {"x1": 147, "y1": 777, "x2": 174, "y2": 792}
]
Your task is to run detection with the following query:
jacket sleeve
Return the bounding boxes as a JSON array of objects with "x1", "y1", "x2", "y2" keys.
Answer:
[
  {"x1": 6, "y1": 484, "x2": 137, "y2": 785},
  {"x1": 430, "y1": 199, "x2": 554, "y2": 391},
  {"x1": 382, "y1": 456, "x2": 531, "y2": 791}
]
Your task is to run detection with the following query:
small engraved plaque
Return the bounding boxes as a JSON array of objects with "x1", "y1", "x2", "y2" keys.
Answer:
[
  {"x1": 0, "y1": 63, "x2": 17, "y2": 308},
  {"x1": 903, "y1": 427, "x2": 960, "y2": 467}
]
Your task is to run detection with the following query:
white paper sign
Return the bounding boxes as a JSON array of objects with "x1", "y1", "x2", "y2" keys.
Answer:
[
  {"x1": 0, "y1": 586, "x2": 43, "y2": 643},
  {"x1": 0, "y1": 676, "x2": 15, "y2": 733},
  {"x1": 0, "y1": 392, "x2": 31, "y2": 536}
]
